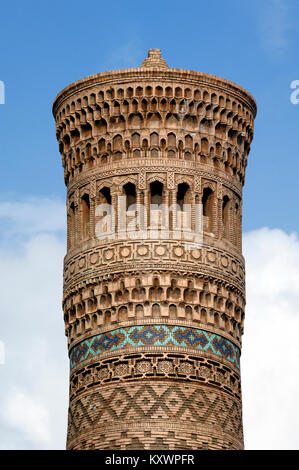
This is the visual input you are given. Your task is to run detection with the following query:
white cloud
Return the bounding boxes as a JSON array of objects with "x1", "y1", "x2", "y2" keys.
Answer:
[
  {"x1": 242, "y1": 227, "x2": 299, "y2": 450},
  {"x1": 1, "y1": 391, "x2": 50, "y2": 445},
  {"x1": 0, "y1": 199, "x2": 298, "y2": 449},
  {"x1": 0, "y1": 198, "x2": 68, "y2": 450},
  {"x1": 0, "y1": 198, "x2": 65, "y2": 236},
  {"x1": 258, "y1": 0, "x2": 292, "y2": 56}
]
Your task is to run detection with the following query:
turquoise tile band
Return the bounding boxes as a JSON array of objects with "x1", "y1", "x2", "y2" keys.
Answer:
[{"x1": 70, "y1": 324, "x2": 240, "y2": 369}]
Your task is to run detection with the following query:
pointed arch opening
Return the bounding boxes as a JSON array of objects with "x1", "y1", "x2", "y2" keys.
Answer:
[
  {"x1": 222, "y1": 195, "x2": 230, "y2": 240},
  {"x1": 81, "y1": 194, "x2": 90, "y2": 240},
  {"x1": 123, "y1": 182, "x2": 136, "y2": 211},
  {"x1": 202, "y1": 187, "x2": 214, "y2": 233}
]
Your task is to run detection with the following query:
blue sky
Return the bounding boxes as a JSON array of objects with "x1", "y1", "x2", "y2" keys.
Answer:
[
  {"x1": 0, "y1": 0, "x2": 298, "y2": 232},
  {"x1": 0, "y1": 0, "x2": 299, "y2": 450}
]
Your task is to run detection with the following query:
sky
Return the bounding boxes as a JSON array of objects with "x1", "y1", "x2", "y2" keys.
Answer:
[{"x1": 0, "y1": 0, "x2": 298, "y2": 450}]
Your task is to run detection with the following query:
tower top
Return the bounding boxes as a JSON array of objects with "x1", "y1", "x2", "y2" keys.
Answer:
[
  {"x1": 53, "y1": 49, "x2": 257, "y2": 118},
  {"x1": 140, "y1": 48, "x2": 169, "y2": 69}
]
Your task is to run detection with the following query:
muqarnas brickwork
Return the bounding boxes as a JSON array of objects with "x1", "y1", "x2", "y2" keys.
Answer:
[{"x1": 53, "y1": 49, "x2": 256, "y2": 449}]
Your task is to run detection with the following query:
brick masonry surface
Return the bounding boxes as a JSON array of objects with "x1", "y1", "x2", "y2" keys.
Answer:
[{"x1": 53, "y1": 49, "x2": 256, "y2": 449}]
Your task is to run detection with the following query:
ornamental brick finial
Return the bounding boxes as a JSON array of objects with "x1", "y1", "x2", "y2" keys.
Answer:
[{"x1": 140, "y1": 48, "x2": 169, "y2": 69}]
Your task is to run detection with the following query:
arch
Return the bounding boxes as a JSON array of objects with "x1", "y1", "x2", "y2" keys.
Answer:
[
  {"x1": 185, "y1": 134, "x2": 193, "y2": 149},
  {"x1": 113, "y1": 100, "x2": 120, "y2": 113},
  {"x1": 96, "y1": 187, "x2": 112, "y2": 238},
  {"x1": 183, "y1": 115, "x2": 197, "y2": 131},
  {"x1": 146, "y1": 85, "x2": 152, "y2": 96},
  {"x1": 122, "y1": 100, "x2": 129, "y2": 114},
  {"x1": 128, "y1": 113, "x2": 143, "y2": 129},
  {"x1": 133, "y1": 148, "x2": 141, "y2": 158},
  {"x1": 146, "y1": 112, "x2": 161, "y2": 128},
  {"x1": 202, "y1": 187, "x2": 214, "y2": 233},
  {"x1": 68, "y1": 202, "x2": 76, "y2": 249},
  {"x1": 177, "y1": 182, "x2": 192, "y2": 232},
  {"x1": 194, "y1": 89, "x2": 201, "y2": 100},
  {"x1": 113, "y1": 134, "x2": 123, "y2": 151},
  {"x1": 215, "y1": 122, "x2": 226, "y2": 140},
  {"x1": 141, "y1": 98, "x2": 148, "y2": 111},
  {"x1": 132, "y1": 99, "x2": 138, "y2": 113},
  {"x1": 215, "y1": 142, "x2": 222, "y2": 156},
  {"x1": 169, "y1": 99, "x2": 176, "y2": 112},
  {"x1": 135, "y1": 304, "x2": 144, "y2": 319},
  {"x1": 81, "y1": 122, "x2": 92, "y2": 139},
  {"x1": 211, "y1": 93, "x2": 217, "y2": 104},
  {"x1": 110, "y1": 115, "x2": 125, "y2": 131},
  {"x1": 103, "y1": 102, "x2": 110, "y2": 116},
  {"x1": 169, "y1": 304, "x2": 177, "y2": 318},
  {"x1": 185, "y1": 305, "x2": 192, "y2": 321},
  {"x1": 81, "y1": 194, "x2": 90, "y2": 240},
  {"x1": 201, "y1": 138, "x2": 209, "y2": 154},
  {"x1": 177, "y1": 183, "x2": 191, "y2": 210},
  {"x1": 104, "y1": 311, "x2": 111, "y2": 324},
  {"x1": 150, "y1": 132, "x2": 159, "y2": 147},
  {"x1": 200, "y1": 308, "x2": 207, "y2": 324},
  {"x1": 132, "y1": 132, "x2": 140, "y2": 147},
  {"x1": 167, "y1": 132, "x2": 176, "y2": 148},
  {"x1": 126, "y1": 87, "x2": 133, "y2": 98},
  {"x1": 165, "y1": 86, "x2": 172, "y2": 97},
  {"x1": 150, "y1": 181, "x2": 163, "y2": 206},
  {"x1": 98, "y1": 138, "x2": 106, "y2": 153},
  {"x1": 160, "y1": 98, "x2": 167, "y2": 111},
  {"x1": 118, "y1": 306, "x2": 128, "y2": 322},
  {"x1": 167, "y1": 150, "x2": 175, "y2": 158},
  {"x1": 165, "y1": 113, "x2": 180, "y2": 128},
  {"x1": 62, "y1": 134, "x2": 70, "y2": 149},
  {"x1": 203, "y1": 90, "x2": 210, "y2": 102},
  {"x1": 175, "y1": 87, "x2": 182, "y2": 97},
  {"x1": 152, "y1": 303, "x2": 160, "y2": 316},
  {"x1": 99, "y1": 186, "x2": 111, "y2": 205},
  {"x1": 200, "y1": 118, "x2": 213, "y2": 134},
  {"x1": 94, "y1": 118, "x2": 107, "y2": 135},
  {"x1": 70, "y1": 127, "x2": 80, "y2": 144},
  {"x1": 222, "y1": 195, "x2": 230, "y2": 240},
  {"x1": 123, "y1": 182, "x2": 136, "y2": 210},
  {"x1": 151, "y1": 98, "x2": 158, "y2": 111}
]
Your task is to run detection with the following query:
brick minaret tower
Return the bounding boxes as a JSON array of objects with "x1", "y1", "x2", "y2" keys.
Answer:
[{"x1": 53, "y1": 49, "x2": 256, "y2": 450}]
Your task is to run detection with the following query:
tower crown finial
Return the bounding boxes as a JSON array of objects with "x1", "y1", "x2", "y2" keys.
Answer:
[{"x1": 140, "y1": 48, "x2": 169, "y2": 69}]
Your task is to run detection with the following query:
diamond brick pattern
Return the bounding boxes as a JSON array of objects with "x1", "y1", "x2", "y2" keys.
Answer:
[{"x1": 67, "y1": 382, "x2": 243, "y2": 449}]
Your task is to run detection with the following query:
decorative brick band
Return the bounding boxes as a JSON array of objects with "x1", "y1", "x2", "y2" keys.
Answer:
[
  {"x1": 67, "y1": 381, "x2": 243, "y2": 449},
  {"x1": 69, "y1": 324, "x2": 240, "y2": 369},
  {"x1": 70, "y1": 352, "x2": 241, "y2": 400}
]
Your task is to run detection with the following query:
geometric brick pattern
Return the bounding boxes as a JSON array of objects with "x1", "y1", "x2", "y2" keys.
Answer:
[
  {"x1": 70, "y1": 352, "x2": 241, "y2": 400},
  {"x1": 67, "y1": 381, "x2": 243, "y2": 449},
  {"x1": 70, "y1": 324, "x2": 240, "y2": 369}
]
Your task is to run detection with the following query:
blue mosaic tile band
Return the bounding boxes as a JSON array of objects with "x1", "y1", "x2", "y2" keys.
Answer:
[{"x1": 70, "y1": 325, "x2": 240, "y2": 369}]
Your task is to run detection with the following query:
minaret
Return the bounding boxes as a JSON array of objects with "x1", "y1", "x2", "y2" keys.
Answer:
[{"x1": 53, "y1": 49, "x2": 256, "y2": 450}]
